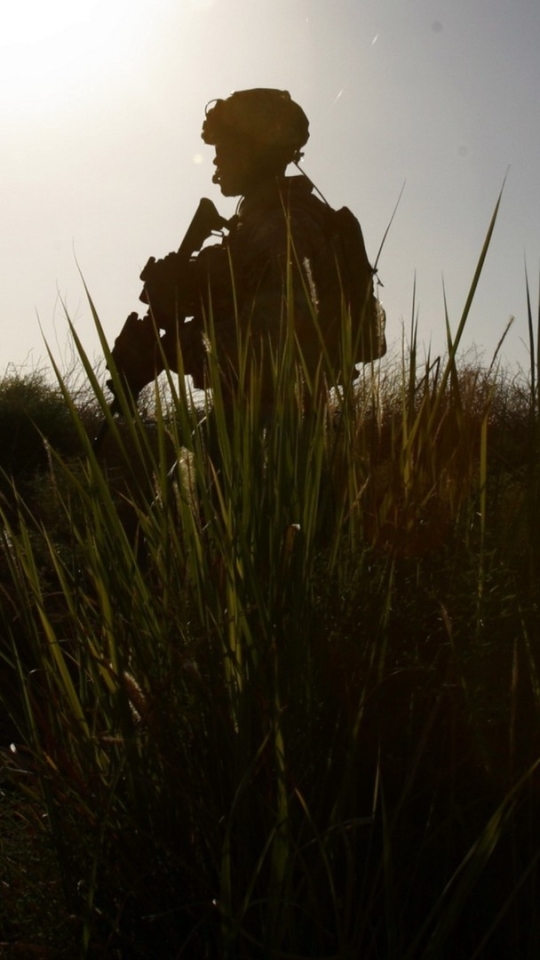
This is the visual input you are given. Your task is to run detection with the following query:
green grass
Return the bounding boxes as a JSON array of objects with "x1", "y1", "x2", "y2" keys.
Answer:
[{"x1": 1, "y1": 203, "x2": 540, "y2": 957}]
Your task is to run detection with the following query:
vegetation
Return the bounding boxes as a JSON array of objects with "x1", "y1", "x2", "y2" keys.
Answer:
[
  {"x1": 0, "y1": 370, "x2": 80, "y2": 493},
  {"x1": 1, "y1": 205, "x2": 540, "y2": 957}
]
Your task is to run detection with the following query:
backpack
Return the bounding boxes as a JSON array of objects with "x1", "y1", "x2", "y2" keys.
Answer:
[{"x1": 327, "y1": 205, "x2": 386, "y2": 364}]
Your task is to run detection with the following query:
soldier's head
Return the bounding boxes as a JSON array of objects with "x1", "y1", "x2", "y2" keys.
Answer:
[{"x1": 202, "y1": 88, "x2": 309, "y2": 197}]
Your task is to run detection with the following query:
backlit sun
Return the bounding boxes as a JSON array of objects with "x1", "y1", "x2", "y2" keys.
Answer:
[
  {"x1": 2, "y1": 0, "x2": 102, "y2": 46},
  {"x1": 1, "y1": 0, "x2": 133, "y2": 108}
]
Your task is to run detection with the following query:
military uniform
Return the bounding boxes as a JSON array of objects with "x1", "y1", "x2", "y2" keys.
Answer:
[
  {"x1": 156, "y1": 175, "x2": 347, "y2": 399},
  {"x1": 111, "y1": 89, "x2": 385, "y2": 403}
]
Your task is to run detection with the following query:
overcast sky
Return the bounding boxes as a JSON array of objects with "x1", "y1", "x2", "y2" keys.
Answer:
[{"x1": 2, "y1": 0, "x2": 539, "y2": 379}]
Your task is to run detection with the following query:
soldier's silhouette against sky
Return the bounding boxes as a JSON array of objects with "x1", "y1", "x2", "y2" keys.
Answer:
[{"x1": 109, "y1": 88, "x2": 385, "y2": 401}]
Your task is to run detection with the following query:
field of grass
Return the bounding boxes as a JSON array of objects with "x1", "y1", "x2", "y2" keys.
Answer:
[{"x1": 1, "y1": 212, "x2": 540, "y2": 957}]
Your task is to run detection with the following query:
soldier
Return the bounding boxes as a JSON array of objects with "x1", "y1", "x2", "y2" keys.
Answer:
[{"x1": 110, "y1": 88, "x2": 385, "y2": 408}]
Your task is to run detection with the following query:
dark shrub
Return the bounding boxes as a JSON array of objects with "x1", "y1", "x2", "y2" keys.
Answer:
[{"x1": 0, "y1": 372, "x2": 80, "y2": 490}]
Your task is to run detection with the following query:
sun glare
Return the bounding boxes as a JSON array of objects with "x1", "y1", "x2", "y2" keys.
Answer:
[
  {"x1": 2, "y1": 0, "x2": 101, "y2": 46},
  {"x1": 0, "y1": 0, "x2": 134, "y2": 111}
]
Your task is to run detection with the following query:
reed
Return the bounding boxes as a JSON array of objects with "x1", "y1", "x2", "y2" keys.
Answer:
[{"x1": 1, "y1": 201, "x2": 540, "y2": 957}]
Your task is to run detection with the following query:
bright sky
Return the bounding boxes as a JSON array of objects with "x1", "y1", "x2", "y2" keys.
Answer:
[{"x1": 2, "y1": 0, "x2": 539, "y2": 378}]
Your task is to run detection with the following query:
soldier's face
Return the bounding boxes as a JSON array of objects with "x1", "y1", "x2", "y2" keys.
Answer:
[{"x1": 212, "y1": 136, "x2": 262, "y2": 197}]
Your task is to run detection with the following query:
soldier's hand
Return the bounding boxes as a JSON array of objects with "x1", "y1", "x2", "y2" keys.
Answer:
[{"x1": 109, "y1": 313, "x2": 164, "y2": 397}]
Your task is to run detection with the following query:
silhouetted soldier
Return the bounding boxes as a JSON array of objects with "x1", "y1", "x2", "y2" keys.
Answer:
[{"x1": 110, "y1": 88, "x2": 385, "y2": 407}]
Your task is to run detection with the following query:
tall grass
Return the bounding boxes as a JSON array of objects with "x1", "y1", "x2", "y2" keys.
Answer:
[{"x1": 1, "y1": 206, "x2": 540, "y2": 957}]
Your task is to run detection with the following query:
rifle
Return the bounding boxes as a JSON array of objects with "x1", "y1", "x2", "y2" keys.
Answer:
[
  {"x1": 93, "y1": 197, "x2": 228, "y2": 453},
  {"x1": 139, "y1": 197, "x2": 229, "y2": 328}
]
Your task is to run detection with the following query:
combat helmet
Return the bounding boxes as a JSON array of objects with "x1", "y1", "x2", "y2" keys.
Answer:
[{"x1": 202, "y1": 88, "x2": 309, "y2": 165}]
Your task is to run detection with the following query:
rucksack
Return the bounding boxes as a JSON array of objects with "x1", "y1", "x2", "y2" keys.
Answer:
[{"x1": 327, "y1": 205, "x2": 387, "y2": 364}]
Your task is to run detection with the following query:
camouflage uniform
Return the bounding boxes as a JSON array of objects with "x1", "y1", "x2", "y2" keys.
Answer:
[{"x1": 160, "y1": 174, "x2": 344, "y2": 399}]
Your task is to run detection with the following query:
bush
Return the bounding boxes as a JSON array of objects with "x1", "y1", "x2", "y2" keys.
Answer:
[{"x1": 0, "y1": 371, "x2": 81, "y2": 490}]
